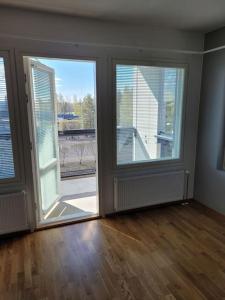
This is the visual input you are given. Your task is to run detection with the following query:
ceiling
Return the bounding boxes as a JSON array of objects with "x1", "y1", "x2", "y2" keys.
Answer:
[{"x1": 0, "y1": 0, "x2": 225, "y2": 32}]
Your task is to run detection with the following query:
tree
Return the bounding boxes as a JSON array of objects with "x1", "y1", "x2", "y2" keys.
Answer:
[
  {"x1": 117, "y1": 87, "x2": 133, "y2": 128},
  {"x1": 165, "y1": 100, "x2": 174, "y2": 134},
  {"x1": 57, "y1": 93, "x2": 65, "y2": 113},
  {"x1": 73, "y1": 142, "x2": 86, "y2": 165},
  {"x1": 57, "y1": 93, "x2": 96, "y2": 130},
  {"x1": 82, "y1": 94, "x2": 95, "y2": 129},
  {"x1": 73, "y1": 96, "x2": 83, "y2": 129},
  {"x1": 56, "y1": 93, "x2": 73, "y2": 114}
]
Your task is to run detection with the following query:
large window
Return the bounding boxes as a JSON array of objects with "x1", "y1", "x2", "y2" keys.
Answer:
[
  {"x1": 116, "y1": 63, "x2": 185, "y2": 165},
  {"x1": 0, "y1": 57, "x2": 15, "y2": 179}
]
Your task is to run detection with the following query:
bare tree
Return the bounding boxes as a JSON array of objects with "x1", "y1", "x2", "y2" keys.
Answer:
[
  {"x1": 89, "y1": 140, "x2": 96, "y2": 163},
  {"x1": 73, "y1": 142, "x2": 86, "y2": 165},
  {"x1": 59, "y1": 143, "x2": 69, "y2": 167}
]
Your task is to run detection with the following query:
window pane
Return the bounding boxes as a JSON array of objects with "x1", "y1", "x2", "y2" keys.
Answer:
[
  {"x1": 116, "y1": 64, "x2": 184, "y2": 165},
  {"x1": 0, "y1": 57, "x2": 15, "y2": 179}
]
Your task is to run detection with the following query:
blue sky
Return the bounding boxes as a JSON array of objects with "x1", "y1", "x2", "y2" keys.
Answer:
[{"x1": 39, "y1": 58, "x2": 96, "y2": 101}]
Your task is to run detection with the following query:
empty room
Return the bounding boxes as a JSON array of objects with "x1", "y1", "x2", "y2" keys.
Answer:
[{"x1": 1, "y1": 0, "x2": 225, "y2": 299}]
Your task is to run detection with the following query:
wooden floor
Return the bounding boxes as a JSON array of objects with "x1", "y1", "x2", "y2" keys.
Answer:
[{"x1": 1, "y1": 201, "x2": 225, "y2": 300}]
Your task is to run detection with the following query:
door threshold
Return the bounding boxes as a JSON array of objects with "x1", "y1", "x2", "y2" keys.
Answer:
[{"x1": 37, "y1": 213, "x2": 100, "y2": 230}]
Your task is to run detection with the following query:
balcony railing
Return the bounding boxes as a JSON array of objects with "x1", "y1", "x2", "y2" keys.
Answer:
[
  {"x1": 58, "y1": 129, "x2": 96, "y2": 178},
  {"x1": 58, "y1": 127, "x2": 174, "y2": 178}
]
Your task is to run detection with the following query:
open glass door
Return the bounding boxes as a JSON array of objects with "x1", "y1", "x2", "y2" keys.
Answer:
[
  {"x1": 24, "y1": 58, "x2": 60, "y2": 221},
  {"x1": 24, "y1": 56, "x2": 98, "y2": 226}
]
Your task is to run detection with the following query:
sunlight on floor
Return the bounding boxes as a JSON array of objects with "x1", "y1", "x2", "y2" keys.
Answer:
[
  {"x1": 64, "y1": 196, "x2": 97, "y2": 213},
  {"x1": 44, "y1": 176, "x2": 97, "y2": 221}
]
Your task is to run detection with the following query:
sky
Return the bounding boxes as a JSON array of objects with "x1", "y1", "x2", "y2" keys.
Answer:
[{"x1": 37, "y1": 58, "x2": 96, "y2": 101}]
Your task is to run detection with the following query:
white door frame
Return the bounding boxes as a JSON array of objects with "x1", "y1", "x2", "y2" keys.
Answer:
[{"x1": 23, "y1": 54, "x2": 100, "y2": 228}]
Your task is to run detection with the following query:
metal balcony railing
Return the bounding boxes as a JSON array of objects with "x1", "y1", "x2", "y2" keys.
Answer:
[{"x1": 58, "y1": 129, "x2": 96, "y2": 178}]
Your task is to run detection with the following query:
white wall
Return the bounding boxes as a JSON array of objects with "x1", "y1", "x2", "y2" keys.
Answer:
[
  {"x1": 195, "y1": 27, "x2": 225, "y2": 215},
  {"x1": 0, "y1": 7, "x2": 204, "y2": 231},
  {"x1": 0, "y1": 7, "x2": 203, "y2": 52}
]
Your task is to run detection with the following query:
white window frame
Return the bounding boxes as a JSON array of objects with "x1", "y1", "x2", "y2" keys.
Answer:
[
  {"x1": 112, "y1": 59, "x2": 188, "y2": 170},
  {"x1": 0, "y1": 51, "x2": 23, "y2": 186}
]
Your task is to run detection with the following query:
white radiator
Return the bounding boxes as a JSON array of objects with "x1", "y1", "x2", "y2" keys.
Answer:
[
  {"x1": 114, "y1": 171, "x2": 185, "y2": 211},
  {"x1": 0, "y1": 191, "x2": 29, "y2": 234}
]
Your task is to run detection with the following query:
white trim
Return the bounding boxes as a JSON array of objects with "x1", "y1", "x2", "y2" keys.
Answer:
[
  {"x1": 203, "y1": 45, "x2": 225, "y2": 54},
  {"x1": 23, "y1": 57, "x2": 41, "y2": 225},
  {"x1": 1, "y1": 32, "x2": 225, "y2": 55},
  {"x1": 38, "y1": 213, "x2": 99, "y2": 228}
]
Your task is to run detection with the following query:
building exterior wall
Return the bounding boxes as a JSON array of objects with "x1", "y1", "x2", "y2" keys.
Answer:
[{"x1": 134, "y1": 67, "x2": 159, "y2": 159}]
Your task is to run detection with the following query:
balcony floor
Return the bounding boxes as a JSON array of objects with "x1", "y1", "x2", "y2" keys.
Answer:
[{"x1": 44, "y1": 176, "x2": 97, "y2": 221}]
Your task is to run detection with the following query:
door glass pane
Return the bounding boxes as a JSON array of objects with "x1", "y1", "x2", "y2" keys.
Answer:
[
  {"x1": 40, "y1": 166, "x2": 58, "y2": 212},
  {"x1": 116, "y1": 64, "x2": 185, "y2": 165},
  {"x1": 0, "y1": 57, "x2": 15, "y2": 179},
  {"x1": 31, "y1": 62, "x2": 59, "y2": 213},
  {"x1": 32, "y1": 66, "x2": 56, "y2": 169}
]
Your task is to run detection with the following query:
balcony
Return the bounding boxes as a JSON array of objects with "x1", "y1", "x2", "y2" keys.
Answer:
[
  {"x1": 59, "y1": 129, "x2": 96, "y2": 178},
  {"x1": 43, "y1": 129, "x2": 97, "y2": 222},
  {"x1": 44, "y1": 176, "x2": 97, "y2": 221}
]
